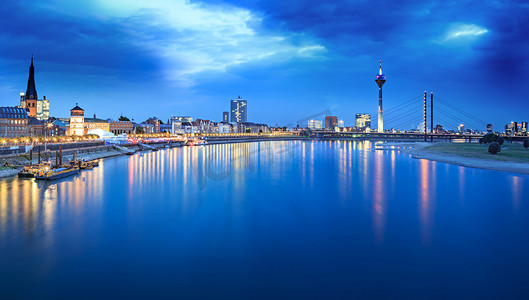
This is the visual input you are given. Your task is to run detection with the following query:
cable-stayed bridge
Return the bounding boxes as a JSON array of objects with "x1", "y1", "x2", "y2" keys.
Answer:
[{"x1": 319, "y1": 92, "x2": 525, "y2": 141}]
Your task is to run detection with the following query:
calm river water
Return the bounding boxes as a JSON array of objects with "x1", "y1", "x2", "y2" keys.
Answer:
[{"x1": 1, "y1": 140, "x2": 528, "y2": 299}]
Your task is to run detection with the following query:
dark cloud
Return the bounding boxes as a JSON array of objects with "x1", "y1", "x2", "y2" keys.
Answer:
[
  {"x1": 0, "y1": 1, "x2": 160, "y2": 76},
  {"x1": 0, "y1": 0, "x2": 527, "y2": 127}
]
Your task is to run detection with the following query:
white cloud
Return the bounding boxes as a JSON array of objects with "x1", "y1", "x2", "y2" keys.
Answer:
[
  {"x1": 49, "y1": 0, "x2": 326, "y2": 86},
  {"x1": 445, "y1": 24, "x2": 488, "y2": 40}
]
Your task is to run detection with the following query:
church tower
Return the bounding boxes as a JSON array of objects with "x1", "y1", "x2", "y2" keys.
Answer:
[{"x1": 25, "y1": 57, "x2": 38, "y2": 118}]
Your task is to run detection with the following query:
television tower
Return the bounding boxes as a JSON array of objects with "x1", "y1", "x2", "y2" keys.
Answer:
[{"x1": 375, "y1": 60, "x2": 386, "y2": 133}]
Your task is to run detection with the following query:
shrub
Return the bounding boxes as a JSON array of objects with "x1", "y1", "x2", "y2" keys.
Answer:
[
  {"x1": 488, "y1": 142, "x2": 501, "y2": 154},
  {"x1": 497, "y1": 136, "x2": 505, "y2": 145},
  {"x1": 482, "y1": 133, "x2": 498, "y2": 143},
  {"x1": 479, "y1": 138, "x2": 484, "y2": 144},
  {"x1": 523, "y1": 139, "x2": 529, "y2": 149}
]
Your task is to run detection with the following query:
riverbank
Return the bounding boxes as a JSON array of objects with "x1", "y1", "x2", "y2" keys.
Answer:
[
  {"x1": 0, "y1": 146, "x2": 126, "y2": 178},
  {"x1": 391, "y1": 142, "x2": 529, "y2": 175},
  {"x1": 0, "y1": 136, "x2": 306, "y2": 179}
]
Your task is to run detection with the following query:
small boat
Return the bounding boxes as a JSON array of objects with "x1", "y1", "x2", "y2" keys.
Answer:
[
  {"x1": 18, "y1": 164, "x2": 42, "y2": 178},
  {"x1": 79, "y1": 160, "x2": 93, "y2": 170},
  {"x1": 90, "y1": 160, "x2": 100, "y2": 167},
  {"x1": 35, "y1": 162, "x2": 79, "y2": 180}
]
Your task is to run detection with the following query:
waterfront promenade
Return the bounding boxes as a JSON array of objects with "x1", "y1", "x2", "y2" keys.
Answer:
[{"x1": 3, "y1": 133, "x2": 529, "y2": 178}]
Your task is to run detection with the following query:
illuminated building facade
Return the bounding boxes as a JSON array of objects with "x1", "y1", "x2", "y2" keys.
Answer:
[
  {"x1": 230, "y1": 96, "x2": 247, "y2": 123},
  {"x1": 19, "y1": 58, "x2": 50, "y2": 121},
  {"x1": 145, "y1": 117, "x2": 161, "y2": 133},
  {"x1": 0, "y1": 107, "x2": 28, "y2": 138},
  {"x1": 458, "y1": 124, "x2": 465, "y2": 133},
  {"x1": 325, "y1": 116, "x2": 338, "y2": 130},
  {"x1": 486, "y1": 124, "x2": 493, "y2": 133},
  {"x1": 355, "y1": 113, "x2": 371, "y2": 130},
  {"x1": 69, "y1": 104, "x2": 85, "y2": 136},
  {"x1": 170, "y1": 116, "x2": 193, "y2": 123},
  {"x1": 223, "y1": 111, "x2": 229, "y2": 122},
  {"x1": 109, "y1": 120, "x2": 134, "y2": 135},
  {"x1": 308, "y1": 119, "x2": 323, "y2": 130},
  {"x1": 84, "y1": 117, "x2": 110, "y2": 132}
]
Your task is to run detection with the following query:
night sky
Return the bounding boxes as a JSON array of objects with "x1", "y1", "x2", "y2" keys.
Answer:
[{"x1": 0, "y1": 0, "x2": 527, "y2": 130}]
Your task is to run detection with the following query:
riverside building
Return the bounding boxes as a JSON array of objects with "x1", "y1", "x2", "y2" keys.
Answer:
[
  {"x1": 69, "y1": 104, "x2": 85, "y2": 136},
  {"x1": 308, "y1": 120, "x2": 323, "y2": 130},
  {"x1": 355, "y1": 113, "x2": 371, "y2": 131},
  {"x1": 325, "y1": 116, "x2": 338, "y2": 130},
  {"x1": 109, "y1": 120, "x2": 134, "y2": 135},
  {"x1": 0, "y1": 107, "x2": 28, "y2": 138}
]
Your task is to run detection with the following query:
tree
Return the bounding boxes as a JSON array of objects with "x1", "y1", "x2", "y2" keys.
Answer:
[
  {"x1": 135, "y1": 127, "x2": 145, "y2": 134},
  {"x1": 482, "y1": 133, "x2": 498, "y2": 143},
  {"x1": 523, "y1": 139, "x2": 529, "y2": 149},
  {"x1": 488, "y1": 142, "x2": 501, "y2": 154},
  {"x1": 299, "y1": 129, "x2": 312, "y2": 137},
  {"x1": 479, "y1": 138, "x2": 484, "y2": 144},
  {"x1": 118, "y1": 115, "x2": 130, "y2": 121},
  {"x1": 497, "y1": 136, "x2": 505, "y2": 145},
  {"x1": 246, "y1": 128, "x2": 251, "y2": 133}
]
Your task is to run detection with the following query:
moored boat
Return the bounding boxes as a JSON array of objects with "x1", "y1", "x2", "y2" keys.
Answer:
[
  {"x1": 18, "y1": 165, "x2": 42, "y2": 178},
  {"x1": 79, "y1": 160, "x2": 93, "y2": 170},
  {"x1": 35, "y1": 162, "x2": 79, "y2": 180}
]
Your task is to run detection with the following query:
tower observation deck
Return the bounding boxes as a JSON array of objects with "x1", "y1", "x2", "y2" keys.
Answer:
[{"x1": 375, "y1": 60, "x2": 386, "y2": 133}]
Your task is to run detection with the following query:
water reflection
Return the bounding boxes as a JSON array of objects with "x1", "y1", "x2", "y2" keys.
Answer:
[
  {"x1": 418, "y1": 159, "x2": 436, "y2": 247},
  {"x1": 373, "y1": 148, "x2": 386, "y2": 244},
  {"x1": 1, "y1": 140, "x2": 528, "y2": 270},
  {"x1": 0, "y1": 162, "x2": 105, "y2": 245},
  {"x1": 512, "y1": 176, "x2": 523, "y2": 212}
]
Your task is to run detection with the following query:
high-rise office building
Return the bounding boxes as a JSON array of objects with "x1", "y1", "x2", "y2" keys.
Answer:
[
  {"x1": 505, "y1": 124, "x2": 511, "y2": 135},
  {"x1": 521, "y1": 122, "x2": 528, "y2": 134},
  {"x1": 458, "y1": 124, "x2": 465, "y2": 133},
  {"x1": 19, "y1": 58, "x2": 50, "y2": 120},
  {"x1": 230, "y1": 96, "x2": 247, "y2": 123},
  {"x1": 325, "y1": 116, "x2": 338, "y2": 129},
  {"x1": 222, "y1": 111, "x2": 229, "y2": 122},
  {"x1": 308, "y1": 120, "x2": 323, "y2": 130},
  {"x1": 486, "y1": 124, "x2": 493, "y2": 133},
  {"x1": 355, "y1": 113, "x2": 371, "y2": 130}
]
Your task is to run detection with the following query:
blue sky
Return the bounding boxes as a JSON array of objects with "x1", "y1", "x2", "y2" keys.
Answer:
[{"x1": 0, "y1": 0, "x2": 527, "y2": 130}]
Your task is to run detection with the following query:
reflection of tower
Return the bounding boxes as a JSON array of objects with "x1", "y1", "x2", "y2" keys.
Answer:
[{"x1": 375, "y1": 60, "x2": 386, "y2": 133}]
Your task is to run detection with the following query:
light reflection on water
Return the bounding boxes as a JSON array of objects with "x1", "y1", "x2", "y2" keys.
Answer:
[{"x1": 0, "y1": 140, "x2": 528, "y2": 298}]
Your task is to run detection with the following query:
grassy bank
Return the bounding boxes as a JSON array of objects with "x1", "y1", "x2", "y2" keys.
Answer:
[{"x1": 424, "y1": 143, "x2": 529, "y2": 163}]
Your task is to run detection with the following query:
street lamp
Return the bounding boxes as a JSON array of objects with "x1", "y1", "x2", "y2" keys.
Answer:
[{"x1": 44, "y1": 121, "x2": 52, "y2": 151}]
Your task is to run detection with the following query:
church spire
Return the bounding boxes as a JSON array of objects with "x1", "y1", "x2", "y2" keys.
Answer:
[{"x1": 25, "y1": 57, "x2": 37, "y2": 100}]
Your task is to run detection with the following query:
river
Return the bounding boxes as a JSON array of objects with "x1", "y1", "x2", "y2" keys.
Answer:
[{"x1": 0, "y1": 140, "x2": 528, "y2": 299}]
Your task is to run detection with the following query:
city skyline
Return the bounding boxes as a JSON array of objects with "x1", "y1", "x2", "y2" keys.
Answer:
[{"x1": 0, "y1": 0, "x2": 527, "y2": 128}]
